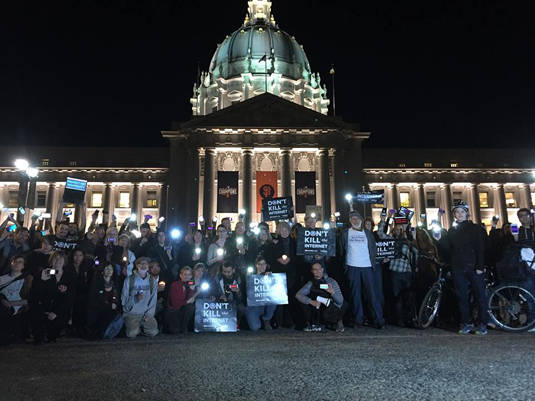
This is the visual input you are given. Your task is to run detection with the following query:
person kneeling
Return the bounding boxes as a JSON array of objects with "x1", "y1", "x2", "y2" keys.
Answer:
[
  {"x1": 165, "y1": 266, "x2": 197, "y2": 334},
  {"x1": 296, "y1": 263, "x2": 347, "y2": 333},
  {"x1": 245, "y1": 256, "x2": 276, "y2": 331},
  {"x1": 121, "y1": 257, "x2": 158, "y2": 338}
]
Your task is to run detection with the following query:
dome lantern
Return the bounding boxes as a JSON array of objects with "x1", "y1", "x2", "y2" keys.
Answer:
[{"x1": 190, "y1": 0, "x2": 330, "y2": 116}]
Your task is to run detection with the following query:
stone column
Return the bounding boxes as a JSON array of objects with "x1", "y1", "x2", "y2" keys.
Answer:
[
  {"x1": 242, "y1": 148, "x2": 253, "y2": 223},
  {"x1": 416, "y1": 184, "x2": 426, "y2": 221},
  {"x1": 27, "y1": 180, "x2": 37, "y2": 210},
  {"x1": 16, "y1": 178, "x2": 29, "y2": 225},
  {"x1": 441, "y1": 184, "x2": 453, "y2": 228},
  {"x1": 103, "y1": 183, "x2": 112, "y2": 225},
  {"x1": 203, "y1": 148, "x2": 216, "y2": 222},
  {"x1": 159, "y1": 184, "x2": 168, "y2": 224},
  {"x1": 280, "y1": 148, "x2": 292, "y2": 199},
  {"x1": 468, "y1": 183, "x2": 481, "y2": 224},
  {"x1": 520, "y1": 183, "x2": 533, "y2": 210},
  {"x1": 319, "y1": 148, "x2": 331, "y2": 220},
  {"x1": 45, "y1": 183, "x2": 56, "y2": 230},
  {"x1": 495, "y1": 184, "x2": 508, "y2": 224},
  {"x1": 389, "y1": 184, "x2": 399, "y2": 210},
  {"x1": 131, "y1": 183, "x2": 140, "y2": 225}
]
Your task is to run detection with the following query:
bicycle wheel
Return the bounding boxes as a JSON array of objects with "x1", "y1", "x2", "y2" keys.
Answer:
[
  {"x1": 417, "y1": 284, "x2": 442, "y2": 329},
  {"x1": 488, "y1": 284, "x2": 535, "y2": 332}
]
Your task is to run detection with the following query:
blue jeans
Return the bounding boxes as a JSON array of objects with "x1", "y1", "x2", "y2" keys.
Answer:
[
  {"x1": 452, "y1": 267, "x2": 488, "y2": 325},
  {"x1": 347, "y1": 265, "x2": 384, "y2": 325},
  {"x1": 245, "y1": 305, "x2": 277, "y2": 331}
]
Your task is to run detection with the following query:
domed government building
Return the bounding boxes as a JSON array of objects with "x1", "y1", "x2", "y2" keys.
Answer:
[{"x1": 2, "y1": 0, "x2": 534, "y2": 232}]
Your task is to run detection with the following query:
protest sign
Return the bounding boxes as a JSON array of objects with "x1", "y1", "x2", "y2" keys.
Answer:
[
  {"x1": 376, "y1": 239, "x2": 396, "y2": 262},
  {"x1": 262, "y1": 196, "x2": 294, "y2": 221},
  {"x1": 296, "y1": 227, "x2": 336, "y2": 256},
  {"x1": 194, "y1": 299, "x2": 237, "y2": 333},
  {"x1": 355, "y1": 190, "x2": 384, "y2": 204},
  {"x1": 246, "y1": 273, "x2": 288, "y2": 306}
]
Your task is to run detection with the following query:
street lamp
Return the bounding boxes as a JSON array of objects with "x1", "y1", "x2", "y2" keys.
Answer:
[{"x1": 14, "y1": 159, "x2": 29, "y2": 171}]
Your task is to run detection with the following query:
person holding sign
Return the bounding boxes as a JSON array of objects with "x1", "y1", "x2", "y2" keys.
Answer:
[
  {"x1": 340, "y1": 211, "x2": 385, "y2": 329},
  {"x1": 271, "y1": 222, "x2": 297, "y2": 328},
  {"x1": 207, "y1": 225, "x2": 230, "y2": 277},
  {"x1": 377, "y1": 216, "x2": 418, "y2": 327},
  {"x1": 296, "y1": 262, "x2": 346, "y2": 332},
  {"x1": 215, "y1": 262, "x2": 245, "y2": 323},
  {"x1": 245, "y1": 255, "x2": 276, "y2": 331}
]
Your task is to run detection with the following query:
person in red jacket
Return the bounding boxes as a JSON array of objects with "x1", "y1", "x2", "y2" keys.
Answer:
[{"x1": 164, "y1": 266, "x2": 197, "y2": 334}]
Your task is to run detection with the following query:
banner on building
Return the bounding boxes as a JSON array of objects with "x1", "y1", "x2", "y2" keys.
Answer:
[
  {"x1": 256, "y1": 171, "x2": 278, "y2": 213},
  {"x1": 295, "y1": 172, "x2": 316, "y2": 213},
  {"x1": 376, "y1": 239, "x2": 396, "y2": 262},
  {"x1": 217, "y1": 171, "x2": 239, "y2": 213},
  {"x1": 246, "y1": 273, "x2": 289, "y2": 306},
  {"x1": 194, "y1": 299, "x2": 237, "y2": 333},
  {"x1": 355, "y1": 190, "x2": 385, "y2": 205},
  {"x1": 262, "y1": 196, "x2": 294, "y2": 221},
  {"x1": 296, "y1": 227, "x2": 336, "y2": 256}
]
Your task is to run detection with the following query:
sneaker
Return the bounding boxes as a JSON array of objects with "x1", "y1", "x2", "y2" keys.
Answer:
[
  {"x1": 263, "y1": 320, "x2": 273, "y2": 331},
  {"x1": 336, "y1": 320, "x2": 345, "y2": 333},
  {"x1": 475, "y1": 325, "x2": 488, "y2": 335},
  {"x1": 312, "y1": 324, "x2": 323, "y2": 332},
  {"x1": 458, "y1": 324, "x2": 474, "y2": 335},
  {"x1": 303, "y1": 323, "x2": 314, "y2": 332}
]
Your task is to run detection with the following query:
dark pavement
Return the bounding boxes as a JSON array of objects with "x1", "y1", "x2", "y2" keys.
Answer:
[{"x1": 1, "y1": 327, "x2": 534, "y2": 401}]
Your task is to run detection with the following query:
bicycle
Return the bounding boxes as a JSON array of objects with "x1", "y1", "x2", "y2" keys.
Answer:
[{"x1": 417, "y1": 261, "x2": 535, "y2": 332}]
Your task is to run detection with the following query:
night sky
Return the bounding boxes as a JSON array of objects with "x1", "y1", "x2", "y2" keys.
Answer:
[{"x1": 4, "y1": 0, "x2": 535, "y2": 148}]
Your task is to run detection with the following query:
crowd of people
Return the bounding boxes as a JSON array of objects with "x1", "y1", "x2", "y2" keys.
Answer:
[{"x1": 1, "y1": 199, "x2": 534, "y2": 345}]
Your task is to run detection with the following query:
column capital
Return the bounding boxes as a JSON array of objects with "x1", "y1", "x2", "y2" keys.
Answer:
[
  {"x1": 280, "y1": 147, "x2": 291, "y2": 155},
  {"x1": 328, "y1": 148, "x2": 336, "y2": 157},
  {"x1": 242, "y1": 147, "x2": 254, "y2": 155},
  {"x1": 318, "y1": 148, "x2": 329, "y2": 156}
]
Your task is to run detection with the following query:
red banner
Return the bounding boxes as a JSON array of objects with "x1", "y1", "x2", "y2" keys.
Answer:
[{"x1": 256, "y1": 171, "x2": 278, "y2": 213}]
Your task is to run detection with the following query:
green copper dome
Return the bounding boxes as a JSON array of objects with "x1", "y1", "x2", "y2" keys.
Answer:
[{"x1": 209, "y1": 6, "x2": 312, "y2": 82}]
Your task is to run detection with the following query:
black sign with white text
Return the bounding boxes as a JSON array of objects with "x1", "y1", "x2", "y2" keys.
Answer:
[
  {"x1": 376, "y1": 239, "x2": 396, "y2": 262},
  {"x1": 262, "y1": 197, "x2": 294, "y2": 221},
  {"x1": 217, "y1": 171, "x2": 239, "y2": 213},
  {"x1": 296, "y1": 227, "x2": 336, "y2": 256},
  {"x1": 355, "y1": 190, "x2": 384, "y2": 204},
  {"x1": 194, "y1": 299, "x2": 237, "y2": 333},
  {"x1": 246, "y1": 273, "x2": 289, "y2": 306}
]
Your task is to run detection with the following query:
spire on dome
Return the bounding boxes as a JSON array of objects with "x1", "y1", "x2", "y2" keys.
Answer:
[{"x1": 247, "y1": 0, "x2": 274, "y2": 25}]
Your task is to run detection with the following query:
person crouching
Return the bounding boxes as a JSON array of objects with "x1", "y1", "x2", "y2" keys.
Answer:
[{"x1": 121, "y1": 257, "x2": 158, "y2": 338}]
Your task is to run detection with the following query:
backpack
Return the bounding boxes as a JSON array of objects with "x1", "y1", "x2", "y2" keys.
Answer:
[{"x1": 128, "y1": 273, "x2": 154, "y2": 296}]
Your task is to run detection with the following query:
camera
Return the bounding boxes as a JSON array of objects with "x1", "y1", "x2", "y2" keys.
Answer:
[
  {"x1": 49, "y1": 269, "x2": 56, "y2": 275},
  {"x1": 381, "y1": 208, "x2": 387, "y2": 217}
]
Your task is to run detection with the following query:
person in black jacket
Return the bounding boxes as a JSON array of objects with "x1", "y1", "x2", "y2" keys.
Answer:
[
  {"x1": 270, "y1": 221, "x2": 298, "y2": 328},
  {"x1": 29, "y1": 251, "x2": 76, "y2": 344},
  {"x1": 87, "y1": 264, "x2": 122, "y2": 340},
  {"x1": 441, "y1": 201, "x2": 488, "y2": 335},
  {"x1": 148, "y1": 230, "x2": 176, "y2": 282}
]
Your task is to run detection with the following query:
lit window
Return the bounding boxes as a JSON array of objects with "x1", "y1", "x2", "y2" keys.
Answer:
[
  {"x1": 41, "y1": 159, "x2": 50, "y2": 166},
  {"x1": 8, "y1": 191, "x2": 18, "y2": 208},
  {"x1": 119, "y1": 192, "x2": 130, "y2": 208},
  {"x1": 37, "y1": 192, "x2": 47, "y2": 208},
  {"x1": 400, "y1": 192, "x2": 410, "y2": 207},
  {"x1": 479, "y1": 192, "x2": 489, "y2": 208},
  {"x1": 91, "y1": 192, "x2": 103, "y2": 208},
  {"x1": 505, "y1": 192, "x2": 517, "y2": 208},
  {"x1": 69, "y1": 161, "x2": 77, "y2": 167},
  {"x1": 424, "y1": 162, "x2": 432, "y2": 168},
  {"x1": 398, "y1": 163, "x2": 406, "y2": 168},
  {"x1": 532, "y1": 192, "x2": 535, "y2": 207},
  {"x1": 450, "y1": 162, "x2": 458, "y2": 168},
  {"x1": 426, "y1": 191, "x2": 436, "y2": 208},
  {"x1": 146, "y1": 191, "x2": 158, "y2": 208}
]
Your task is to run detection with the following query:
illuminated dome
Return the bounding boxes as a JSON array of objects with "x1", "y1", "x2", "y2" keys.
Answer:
[{"x1": 191, "y1": 0, "x2": 330, "y2": 116}]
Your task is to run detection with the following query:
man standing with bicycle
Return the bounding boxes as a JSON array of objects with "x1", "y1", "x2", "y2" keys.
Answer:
[{"x1": 443, "y1": 201, "x2": 488, "y2": 335}]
